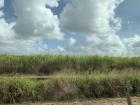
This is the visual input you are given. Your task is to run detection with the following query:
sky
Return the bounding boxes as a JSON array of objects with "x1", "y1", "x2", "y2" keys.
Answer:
[{"x1": 0, "y1": 0, "x2": 140, "y2": 56}]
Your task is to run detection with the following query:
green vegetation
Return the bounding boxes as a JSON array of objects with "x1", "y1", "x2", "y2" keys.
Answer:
[
  {"x1": 0, "y1": 55, "x2": 140, "y2": 103},
  {"x1": 0, "y1": 55, "x2": 140, "y2": 75},
  {"x1": 0, "y1": 71, "x2": 140, "y2": 103}
]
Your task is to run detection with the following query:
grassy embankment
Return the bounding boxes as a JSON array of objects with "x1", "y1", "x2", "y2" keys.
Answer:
[
  {"x1": 0, "y1": 71, "x2": 140, "y2": 103},
  {"x1": 0, "y1": 55, "x2": 140, "y2": 103}
]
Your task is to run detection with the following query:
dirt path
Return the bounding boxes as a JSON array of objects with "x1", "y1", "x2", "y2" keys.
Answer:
[{"x1": 4, "y1": 97, "x2": 140, "y2": 105}]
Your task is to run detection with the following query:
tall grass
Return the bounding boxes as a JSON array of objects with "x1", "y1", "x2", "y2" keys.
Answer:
[
  {"x1": 0, "y1": 71, "x2": 140, "y2": 103},
  {"x1": 0, "y1": 55, "x2": 140, "y2": 103},
  {"x1": 0, "y1": 55, "x2": 140, "y2": 75}
]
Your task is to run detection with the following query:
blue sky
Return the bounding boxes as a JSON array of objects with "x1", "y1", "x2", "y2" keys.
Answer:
[
  {"x1": 116, "y1": 0, "x2": 140, "y2": 37},
  {"x1": 0, "y1": 0, "x2": 140, "y2": 56}
]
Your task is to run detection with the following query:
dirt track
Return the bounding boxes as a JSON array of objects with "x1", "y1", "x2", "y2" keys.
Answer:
[{"x1": 4, "y1": 97, "x2": 140, "y2": 105}]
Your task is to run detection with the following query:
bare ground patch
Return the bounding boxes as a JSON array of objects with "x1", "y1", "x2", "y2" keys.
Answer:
[{"x1": 4, "y1": 97, "x2": 140, "y2": 105}]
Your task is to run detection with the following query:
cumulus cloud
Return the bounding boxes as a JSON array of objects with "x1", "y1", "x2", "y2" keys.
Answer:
[
  {"x1": 123, "y1": 35, "x2": 140, "y2": 56},
  {"x1": 60, "y1": 0, "x2": 125, "y2": 56},
  {"x1": 0, "y1": 11, "x2": 3, "y2": 17},
  {"x1": 60, "y1": 0, "x2": 123, "y2": 35},
  {"x1": 0, "y1": 17, "x2": 50, "y2": 54},
  {"x1": 57, "y1": 46, "x2": 65, "y2": 52},
  {"x1": 0, "y1": 19, "x2": 15, "y2": 39},
  {"x1": 13, "y1": 0, "x2": 64, "y2": 40},
  {"x1": 0, "y1": 0, "x2": 4, "y2": 17},
  {"x1": 0, "y1": 19, "x2": 48, "y2": 55},
  {"x1": 86, "y1": 34, "x2": 125, "y2": 56},
  {"x1": 69, "y1": 37, "x2": 76, "y2": 46},
  {"x1": 46, "y1": 0, "x2": 60, "y2": 7},
  {"x1": 0, "y1": 38, "x2": 49, "y2": 55},
  {"x1": 0, "y1": 0, "x2": 16, "y2": 44},
  {"x1": 66, "y1": 34, "x2": 125, "y2": 56},
  {"x1": 1, "y1": 40, "x2": 50, "y2": 55},
  {"x1": 0, "y1": 0, "x2": 4, "y2": 8},
  {"x1": 0, "y1": 0, "x2": 65, "y2": 54}
]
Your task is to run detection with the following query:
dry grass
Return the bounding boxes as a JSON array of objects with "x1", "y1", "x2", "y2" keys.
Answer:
[
  {"x1": 4, "y1": 97, "x2": 140, "y2": 105},
  {"x1": 0, "y1": 71, "x2": 140, "y2": 104}
]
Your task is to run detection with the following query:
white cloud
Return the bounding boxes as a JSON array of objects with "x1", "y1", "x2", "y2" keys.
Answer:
[
  {"x1": 46, "y1": 0, "x2": 60, "y2": 7},
  {"x1": 57, "y1": 46, "x2": 65, "y2": 52},
  {"x1": 0, "y1": 11, "x2": 3, "y2": 17},
  {"x1": 86, "y1": 34, "x2": 125, "y2": 56},
  {"x1": 123, "y1": 35, "x2": 140, "y2": 56},
  {"x1": 69, "y1": 37, "x2": 76, "y2": 46},
  {"x1": 0, "y1": 1, "x2": 17, "y2": 54},
  {"x1": 0, "y1": 0, "x2": 63, "y2": 55},
  {"x1": 0, "y1": 19, "x2": 16, "y2": 43},
  {"x1": 0, "y1": 0, "x2": 125, "y2": 55},
  {"x1": 0, "y1": 37, "x2": 49, "y2": 55},
  {"x1": 61, "y1": 0, "x2": 125, "y2": 56},
  {"x1": 0, "y1": 18, "x2": 15, "y2": 51},
  {"x1": 0, "y1": 0, "x2": 4, "y2": 8},
  {"x1": 66, "y1": 34, "x2": 125, "y2": 56},
  {"x1": 13, "y1": 0, "x2": 64, "y2": 40},
  {"x1": 0, "y1": 19, "x2": 48, "y2": 55},
  {"x1": 0, "y1": 0, "x2": 4, "y2": 17},
  {"x1": 60, "y1": 0, "x2": 123, "y2": 35}
]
